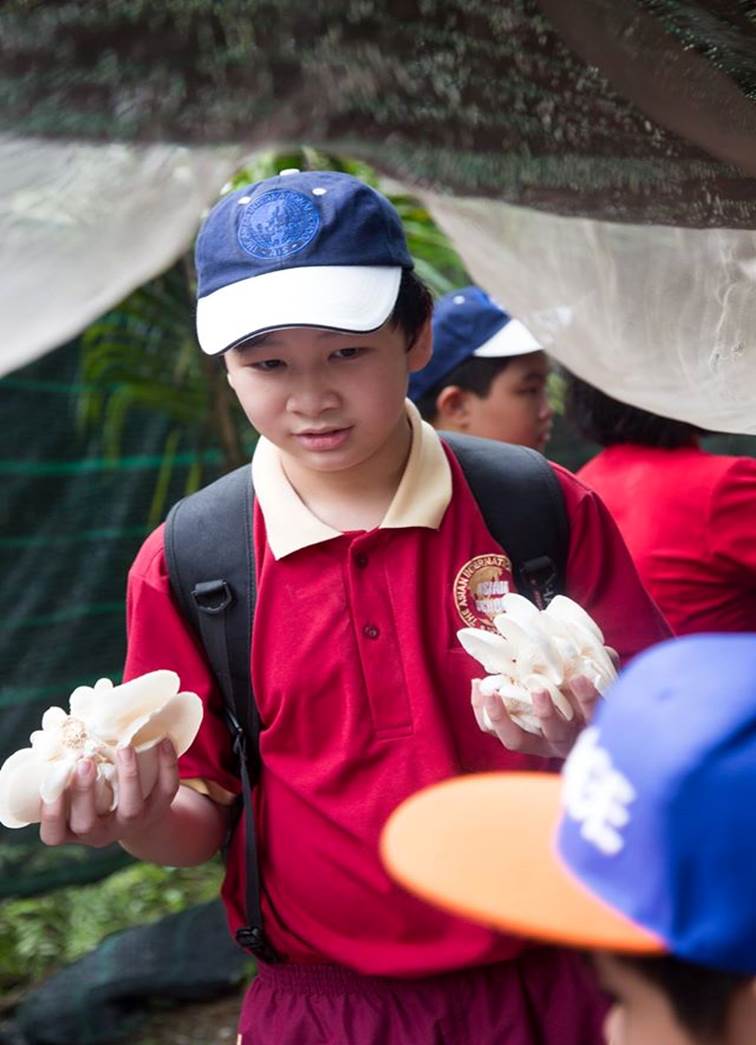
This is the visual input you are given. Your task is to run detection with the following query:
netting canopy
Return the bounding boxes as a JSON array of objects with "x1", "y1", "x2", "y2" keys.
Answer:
[
  {"x1": 1, "y1": 0, "x2": 755, "y2": 428},
  {"x1": 4, "y1": 0, "x2": 756, "y2": 212}
]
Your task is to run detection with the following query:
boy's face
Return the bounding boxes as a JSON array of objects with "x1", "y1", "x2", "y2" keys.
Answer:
[
  {"x1": 595, "y1": 953, "x2": 755, "y2": 1045},
  {"x1": 596, "y1": 953, "x2": 699, "y2": 1045},
  {"x1": 438, "y1": 350, "x2": 554, "y2": 451},
  {"x1": 225, "y1": 320, "x2": 431, "y2": 474}
]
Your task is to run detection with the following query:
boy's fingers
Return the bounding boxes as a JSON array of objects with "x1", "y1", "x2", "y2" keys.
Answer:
[
  {"x1": 531, "y1": 690, "x2": 574, "y2": 751},
  {"x1": 144, "y1": 739, "x2": 179, "y2": 813},
  {"x1": 39, "y1": 791, "x2": 72, "y2": 847},
  {"x1": 483, "y1": 692, "x2": 531, "y2": 751},
  {"x1": 67, "y1": 759, "x2": 100, "y2": 837},
  {"x1": 470, "y1": 680, "x2": 492, "y2": 733},
  {"x1": 114, "y1": 745, "x2": 145, "y2": 824},
  {"x1": 477, "y1": 683, "x2": 593, "y2": 758},
  {"x1": 567, "y1": 675, "x2": 602, "y2": 722}
]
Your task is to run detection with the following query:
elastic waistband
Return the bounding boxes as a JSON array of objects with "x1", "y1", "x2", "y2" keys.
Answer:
[
  {"x1": 254, "y1": 957, "x2": 517, "y2": 998},
  {"x1": 255, "y1": 961, "x2": 396, "y2": 996}
]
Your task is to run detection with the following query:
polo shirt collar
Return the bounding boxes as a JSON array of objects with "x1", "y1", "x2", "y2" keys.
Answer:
[{"x1": 251, "y1": 400, "x2": 452, "y2": 560}]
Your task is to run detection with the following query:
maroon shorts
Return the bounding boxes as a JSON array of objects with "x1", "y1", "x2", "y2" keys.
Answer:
[{"x1": 238, "y1": 948, "x2": 607, "y2": 1044}]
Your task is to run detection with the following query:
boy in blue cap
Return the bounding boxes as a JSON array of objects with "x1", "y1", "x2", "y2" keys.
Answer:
[
  {"x1": 39, "y1": 170, "x2": 669, "y2": 1044},
  {"x1": 383, "y1": 633, "x2": 756, "y2": 1045},
  {"x1": 410, "y1": 285, "x2": 554, "y2": 452}
]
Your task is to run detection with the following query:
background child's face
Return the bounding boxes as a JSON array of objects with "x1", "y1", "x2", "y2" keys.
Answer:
[
  {"x1": 225, "y1": 321, "x2": 431, "y2": 473},
  {"x1": 594, "y1": 952, "x2": 756, "y2": 1045},
  {"x1": 597, "y1": 953, "x2": 698, "y2": 1045},
  {"x1": 462, "y1": 350, "x2": 553, "y2": 451}
]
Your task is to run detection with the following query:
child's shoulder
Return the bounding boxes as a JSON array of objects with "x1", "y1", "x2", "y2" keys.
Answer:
[
  {"x1": 129, "y1": 523, "x2": 168, "y2": 583},
  {"x1": 540, "y1": 457, "x2": 596, "y2": 513}
]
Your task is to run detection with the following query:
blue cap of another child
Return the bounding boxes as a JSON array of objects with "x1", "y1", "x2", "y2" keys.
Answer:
[
  {"x1": 408, "y1": 285, "x2": 542, "y2": 402},
  {"x1": 195, "y1": 170, "x2": 414, "y2": 355},
  {"x1": 557, "y1": 633, "x2": 756, "y2": 973},
  {"x1": 383, "y1": 634, "x2": 756, "y2": 974}
]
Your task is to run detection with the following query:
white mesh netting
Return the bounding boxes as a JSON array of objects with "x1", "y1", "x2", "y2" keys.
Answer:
[
  {"x1": 0, "y1": 136, "x2": 245, "y2": 377},
  {"x1": 425, "y1": 193, "x2": 756, "y2": 435},
  {"x1": 2, "y1": 137, "x2": 754, "y2": 433}
]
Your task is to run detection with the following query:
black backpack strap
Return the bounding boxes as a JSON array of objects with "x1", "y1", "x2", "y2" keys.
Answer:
[
  {"x1": 164, "y1": 464, "x2": 279, "y2": 963},
  {"x1": 441, "y1": 432, "x2": 569, "y2": 608}
]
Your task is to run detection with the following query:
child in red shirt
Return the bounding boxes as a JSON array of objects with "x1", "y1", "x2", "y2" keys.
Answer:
[
  {"x1": 38, "y1": 171, "x2": 669, "y2": 1044},
  {"x1": 567, "y1": 374, "x2": 756, "y2": 634}
]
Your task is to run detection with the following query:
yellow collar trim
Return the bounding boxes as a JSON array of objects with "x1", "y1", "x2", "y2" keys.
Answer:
[{"x1": 251, "y1": 401, "x2": 452, "y2": 560}]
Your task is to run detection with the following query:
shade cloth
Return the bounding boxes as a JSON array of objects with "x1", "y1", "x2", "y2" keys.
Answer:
[{"x1": 1, "y1": 0, "x2": 755, "y2": 425}]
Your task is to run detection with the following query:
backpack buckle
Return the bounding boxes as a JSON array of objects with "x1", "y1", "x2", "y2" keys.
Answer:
[
  {"x1": 520, "y1": 555, "x2": 558, "y2": 610},
  {"x1": 235, "y1": 926, "x2": 281, "y2": 964},
  {"x1": 192, "y1": 579, "x2": 233, "y2": 614}
]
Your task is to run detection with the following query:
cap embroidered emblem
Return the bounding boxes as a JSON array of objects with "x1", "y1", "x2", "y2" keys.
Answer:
[
  {"x1": 562, "y1": 727, "x2": 635, "y2": 855},
  {"x1": 237, "y1": 189, "x2": 321, "y2": 260}
]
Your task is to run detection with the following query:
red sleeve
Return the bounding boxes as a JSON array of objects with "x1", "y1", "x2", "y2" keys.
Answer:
[
  {"x1": 707, "y1": 459, "x2": 756, "y2": 583},
  {"x1": 124, "y1": 524, "x2": 240, "y2": 796},
  {"x1": 551, "y1": 463, "x2": 672, "y2": 664}
]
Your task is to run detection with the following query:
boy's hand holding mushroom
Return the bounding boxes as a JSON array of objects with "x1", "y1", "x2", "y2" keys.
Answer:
[
  {"x1": 0, "y1": 671, "x2": 202, "y2": 847},
  {"x1": 459, "y1": 593, "x2": 618, "y2": 759}
]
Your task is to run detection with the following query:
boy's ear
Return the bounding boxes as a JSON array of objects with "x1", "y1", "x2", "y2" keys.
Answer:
[
  {"x1": 435, "y1": 385, "x2": 471, "y2": 427},
  {"x1": 407, "y1": 316, "x2": 433, "y2": 372}
]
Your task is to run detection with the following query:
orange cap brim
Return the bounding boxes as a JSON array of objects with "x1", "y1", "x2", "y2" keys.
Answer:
[{"x1": 380, "y1": 772, "x2": 665, "y2": 955}]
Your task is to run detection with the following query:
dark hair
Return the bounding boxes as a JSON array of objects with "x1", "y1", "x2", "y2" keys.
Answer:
[
  {"x1": 389, "y1": 269, "x2": 434, "y2": 350},
  {"x1": 618, "y1": 954, "x2": 750, "y2": 1042},
  {"x1": 564, "y1": 373, "x2": 701, "y2": 449},
  {"x1": 414, "y1": 356, "x2": 513, "y2": 422}
]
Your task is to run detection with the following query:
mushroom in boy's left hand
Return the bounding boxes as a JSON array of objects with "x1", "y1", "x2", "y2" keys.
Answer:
[{"x1": 462, "y1": 593, "x2": 616, "y2": 757}]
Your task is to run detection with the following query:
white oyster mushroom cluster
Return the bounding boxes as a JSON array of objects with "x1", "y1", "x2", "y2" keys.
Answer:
[
  {"x1": 457, "y1": 593, "x2": 617, "y2": 736},
  {"x1": 0, "y1": 671, "x2": 203, "y2": 829}
]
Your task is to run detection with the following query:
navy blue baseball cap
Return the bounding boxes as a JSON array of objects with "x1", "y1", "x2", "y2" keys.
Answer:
[
  {"x1": 195, "y1": 170, "x2": 414, "y2": 355},
  {"x1": 408, "y1": 285, "x2": 542, "y2": 401},
  {"x1": 383, "y1": 634, "x2": 756, "y2": 973}
]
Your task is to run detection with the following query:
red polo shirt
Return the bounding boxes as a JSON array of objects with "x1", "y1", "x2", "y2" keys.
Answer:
[
  {"x1": 124, "y1": 405, "x2": 670, "y2": 976},
  {"x1": 578, "y1": 444, "x2": 756, "y2": 635}
]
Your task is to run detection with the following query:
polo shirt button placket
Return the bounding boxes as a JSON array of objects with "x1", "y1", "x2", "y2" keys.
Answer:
[{"x1": 348, "y1": 535, "x2": 411, "y2": 735}]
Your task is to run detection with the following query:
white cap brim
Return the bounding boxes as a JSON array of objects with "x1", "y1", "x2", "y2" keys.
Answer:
[
  {"x1": 196, "y1": 265, "x2": 403, "y2": 355},
  {"x1": 472, "y1": 318, "x2": 542, "y2": 359}
]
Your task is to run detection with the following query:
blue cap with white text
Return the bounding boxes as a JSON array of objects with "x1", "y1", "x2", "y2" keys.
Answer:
[{"x1": 557, "y1": 634, "x2": 756, "y2": 972}]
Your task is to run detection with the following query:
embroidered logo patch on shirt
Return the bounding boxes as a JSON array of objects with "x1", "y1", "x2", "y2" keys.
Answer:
[
  {"x1": 237, "y1": 189, "x2": 321, "y2": 259},
  {"x1": 454, "y1": 553, "x2": 513, "y2": 631}
]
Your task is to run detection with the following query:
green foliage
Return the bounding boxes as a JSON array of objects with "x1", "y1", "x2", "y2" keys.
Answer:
[
  {"x1": 78, "y1": 264, "x2": 252, "y2": 526},
  {"x1": 547, "y1": 368, "x2": 566, "y2": 415},
  {"x1": 0, "y1": 860, "x2": 223, "y2": 990},
  {"x1": 0, "y1": 835, "x2": 133, "y2": 902}
]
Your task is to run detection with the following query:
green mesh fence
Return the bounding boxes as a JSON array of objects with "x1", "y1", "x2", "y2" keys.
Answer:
[{"x1": 0, "y1": 340, "x2": 224, "y2": 898}]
